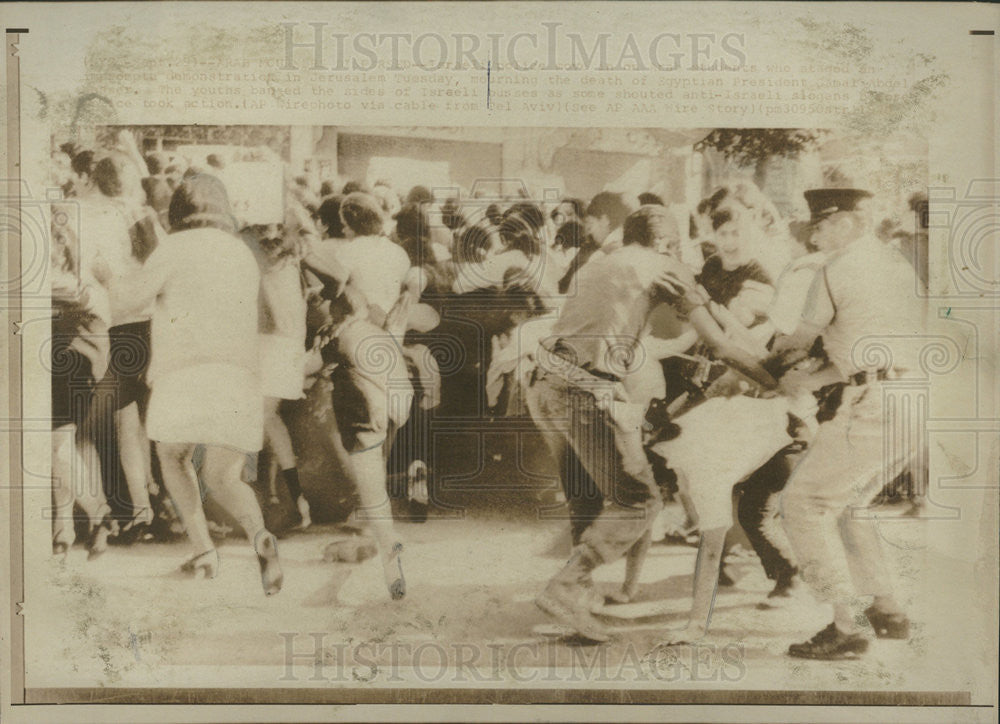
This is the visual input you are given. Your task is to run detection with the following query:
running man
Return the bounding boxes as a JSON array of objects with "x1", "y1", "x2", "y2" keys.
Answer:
[{"x1": 525, "y1": 204, "x2": 777, "y2": 642}]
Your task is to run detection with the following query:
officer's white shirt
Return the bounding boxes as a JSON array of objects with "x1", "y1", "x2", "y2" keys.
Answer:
[
  {"x1": 801, "y1": 235, "x2": 923, "y2": 378},
  {"x1": 768, "y1": 251, "x2": 828, "y2": 336}
]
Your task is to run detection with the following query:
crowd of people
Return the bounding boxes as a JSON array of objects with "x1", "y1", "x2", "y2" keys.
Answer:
[{"x1": 49, "y1": 129, "x2": 925, "y2": 659}]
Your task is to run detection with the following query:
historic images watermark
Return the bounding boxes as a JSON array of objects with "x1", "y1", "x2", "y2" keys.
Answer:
[
  {"x1": 280, "y1": 23, "x2": 748, "y2": 72},
  {"x1": 278, "y1": 633, "x2": 748, "y2": 684}
]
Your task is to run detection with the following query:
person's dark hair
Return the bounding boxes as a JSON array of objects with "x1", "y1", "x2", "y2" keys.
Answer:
[
  {"x1": 339, "y1": 192, "x2": 385, "y2": 236},
  {"x1": 341, "y1": 180, "x2": 367, "y2": 196},
  {"x1": 504, "y1": 202, "x2": 545, "y2": 233},
  {"x1": 500, "y1": 280, "x2": 548, "y2": 326},
  {"x1": 455, "y1": 223, "x2": 495, "y2": 264},
  {"x1": 70, "y1": 149, "x2": 95, "y2": 179},
  {"x1": 552, "y1": 197, "x2": 585, "y2": 222},
  {"x1": 393, "y1": 203, "x2": 434, "y2": 266},
  {"x1": 92, "y1": 153, "x2": 137, "y2": 198},
  {"x1": 695, "y1": 197, "x2": 713, "y2": 216},
  {"x1": 441, "y1": 197, "x2": 466, "y2": 231},
  {"x1": 585, "y1": 191, "x2": 631, "y2": 230},
  {"x1": 406, "y1": 185, "x2": 434, "y2": 205},
  {"x1": 499, "y1": 212, "x2": 541, "y2": 257},
  {"x1": 206, "y1": 153, "x2": 225, "y2": 170},
  {"x1": 168, "y1": 175, "x2": 236, "y2": 233},
  {"x1": 144, "y1": 152, "x2": 167, "y2": 176},
  {"x1": 485, "y1": 203, "x2": 504, "y2": 226},
  {"x1": 554, "y1": 220, "x2": 585, "y2": 251},
  {"x1": 319, "y1": 180, "x2": 336, "y2": 197},
  {"x1": 710, "y1": 206, "x2": 740, "y2": 232},
  {"x1": 59, "y1": 142, "x2": 81, "y2": 159},
  {"x1": 623, "y1": 204, "x2": 678, "y2": 249},
  {"x1": 316, "y1": 194, "x2": 345, "y2": 238},
  {"x1": 638, "y1": 192, "x2": 665, "y2": 207},
  {"x1": 705, "y1": 187, "x2": 731, "y2": 215}
]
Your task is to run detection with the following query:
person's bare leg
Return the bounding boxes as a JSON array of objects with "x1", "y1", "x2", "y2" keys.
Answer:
[
  {"x1": 202, "y1": 444, "x2": 282, "y2": 594},
  {"x1": 156, "y1": 441, "x2": 213, "y2": 555},
  {"x1": 200, "y1": 445, "x2": 265, "y2": 540},
  {"x1": 663, "y1": 525, "x2": 728, "y2": 644},
  {"x1": 117, "y1": 402, "x2": 153, "y2": 525},
  {"x1": 349, "y1": 444, "x2": 404, "y2": 599},
  {"x1": 51, "y1": 426, "x2": 78, "y2": 552},
  {"x1": 608, "y1": 530, "x2": 652, "y2": 604},
  {"x1": 69, "y1": 429, "x2": 116, "y2": 559}
]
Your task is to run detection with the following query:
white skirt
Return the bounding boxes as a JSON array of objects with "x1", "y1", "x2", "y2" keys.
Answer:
[
  {"x1": 259, "y1": 334, "x2": 305, "y2": 400},
  {"x1": 651, "y1": 396, "x2": 793, "y2": 531},
  {"x1": 147, "y1": 363, "x2": 263, "y2": 453}
]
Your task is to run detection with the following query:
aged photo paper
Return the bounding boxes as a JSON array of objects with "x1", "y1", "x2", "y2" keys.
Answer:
[{"x1": 1, "y1": 2, "x2": 998, "y2": 722}]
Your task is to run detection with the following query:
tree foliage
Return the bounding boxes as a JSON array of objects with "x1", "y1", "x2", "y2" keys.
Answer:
[{"x1": 695, "y1": 129, "x2": 829, "y2": 168}]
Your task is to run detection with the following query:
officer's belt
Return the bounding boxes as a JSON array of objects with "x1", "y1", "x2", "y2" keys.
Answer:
[{"x1": 847, "y1": 368, "x2": 892, "y2": 386}]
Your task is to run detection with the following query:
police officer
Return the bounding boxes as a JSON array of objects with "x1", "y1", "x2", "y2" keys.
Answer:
[{"x1": 779, "y1": 188, "x2": 922, "y2": 659}]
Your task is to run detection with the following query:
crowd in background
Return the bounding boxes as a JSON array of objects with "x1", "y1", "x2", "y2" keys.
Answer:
[{"x1": 47, "y1": 130, "x2": 926, "y2": 618}]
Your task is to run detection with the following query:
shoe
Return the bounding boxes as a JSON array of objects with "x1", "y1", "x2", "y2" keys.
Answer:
[
  {"x1": 296, "y1": 496, "x2": 312, "y2": 529},
  {"x1": 52, "y1": 528, "x2": 73, "y2": 558},
  {"x1": 865, "y1": 606, "x2": 910, "y2": 639},
  {"x1": 254, "y1": 531, "x2": 283, "y2": 596},
  {"x1": 121, "y1": 507, "x2": 156, "y2": 544},
  {"x1": 382, "y1": 542, "x2": 406, "y2": 600},
  {"x1": 407, "y1": 461, "x2": 430, "y2": 524},
  {"x1": 126, "y1": 506, "x2": 154, "y2": 528},
  {"x1": 788, "y1": 623, "x2": 869, "y2": 660},
  {"x1": 756, "y1": 572, "x2": 801, "y2": 610},
  {"x1": 180, "y1": 549, "x2": 219, "y2": 579},
  {"x1": 87, "y1": 514, "x2": 117, "y2": 560},
  {"x1": 536, "y1": 580, "x2": 612, "y2": 643}
]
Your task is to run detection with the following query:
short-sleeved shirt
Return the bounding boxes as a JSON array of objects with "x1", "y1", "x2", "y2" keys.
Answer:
[
  {"x1": 322, "y1": 235, "x2": 411, "y2": 322},
  {"x1": 550, "y1": 245, "x2": 696, "y2": 378},
  {"x1": 767, "y1": 252, "x2": 827, "y2": 335},
  {"x1": 696, "y1": 256, "x2": 772, "y2": 307},
  {"x1": 802, "y1": 236, "x2": 923, "y2": 377}
]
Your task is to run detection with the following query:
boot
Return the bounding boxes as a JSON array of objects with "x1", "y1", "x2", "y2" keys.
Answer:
[{"x1": 536, "y1": 546, "x2": 611, "y2": 643}]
